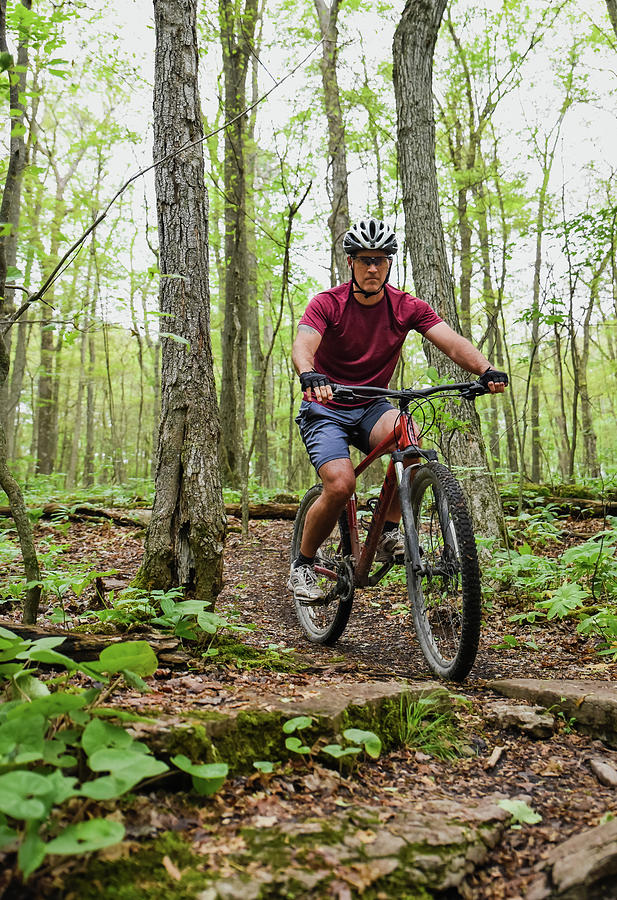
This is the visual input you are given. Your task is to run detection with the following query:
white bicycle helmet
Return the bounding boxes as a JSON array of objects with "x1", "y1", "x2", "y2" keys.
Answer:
[{"x1": 343, "y1": 218, "x2": 398, "y2": 256}]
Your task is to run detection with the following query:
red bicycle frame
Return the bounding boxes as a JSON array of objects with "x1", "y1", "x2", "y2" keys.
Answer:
[{"x1": 313, "y1": 412, "x2": 421, "y2": 589}]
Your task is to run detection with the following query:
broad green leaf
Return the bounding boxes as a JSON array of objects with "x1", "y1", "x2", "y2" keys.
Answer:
[
  {"x1": 88, "y1": 748, "x2": 168, "y2": 785},
  {"x1": 45, "y1": 819, "x2": 125, "y2": 855},
  {"x1": 82, "y1": 719, "x2": 133, "y2": 756},
  {"x1": 285, "y1": 736, "x2": 310, "y2": 754},
  {"x1": 96, "y1": 641, "x2": 157, "y2": 677},
  {"x1": 253, "y1": 760, "x2": 276, "y2": 773},
  {"x1": 0, "y1": 51, "x2": 13, "y2": 72},
  {"x1": 171, "y1": 755, "x2": 228, "y2": 796},
  {"x1": 497, "y1": 799, "x2": 542, "y2": 825},
  {"x1": 20, "y1": 649, "x2": 77, "y2": 669},
  {"x1": 18, "y1": 822, "x2": 46, "y2": 879},
  {"x1": 80, "y1": 775, "x2": 136, "y2": 800},
  {"x1": 6, "y1": 691, "x2": 88, "y2": 721},
  {"x1": 0, "y1": 714, "x2": 45, "y2": 764},
  {"x1": 0, "y1": 771, "x2": 50, "y2": 819},
  {"x1": 343, "y1": 728, "x2": 382, "y2": 759},
  {"x1": 322, "y1": 744, "x2": 361, "y2": 759},
  {"x1": 10, "y1": 672, "x2": 50, "y2": 700},
  {"x1": 282, "y1": 716, "x2": 313, "y2": 734}
]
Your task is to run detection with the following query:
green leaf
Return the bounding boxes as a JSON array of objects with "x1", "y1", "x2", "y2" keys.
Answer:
[
  {"x1": 0, "y1": 713, "x2": 45, "y2": 765},
  {"x1": 322, "y1": 744, "x2": 361, "y2": 759},
  {"x1": 96, "y1": 641, "x2": 157, "y2": 677},
  {"x1": 284, "y1": 736, "x2": 310, "y2": 754},
  {"x1": 10, "y1": 672, "x2": 50, "y2": 700},
  {"x1": 171, "y1": 754, "x2": 228, "y2": 795},
  {"x1": 497, "y1": 799, "x2": 542, "y2": 825},
  {"x1": 253, "y1": 760, "x2": 276, "y2": 773},
  {"x1": 0, "y1": 51, "x2": 13, "y2": 72},
  {"x1": 5, "y1": 265, "x2": 22, "y2": 280},
  {"x1": 45, "y1": 819, "x2": 125, "y2": 855},
  {"x1": 342, "y1": 728, "x2": 382, "y2": 759},
  {"x1": 0, "y1": 771, "x2": 50, "y2": 819},
  {"x1": 282, "y1": 716, "x2": 313, "y2": 734},
  {"x1": 82, "y1": 719, "x2": 133, "y2": 757},
  {"x1": 18, "y1": 822, "x2": 46, "y2": 879},
  {"x1": 88, "y1": 747, "x2": 168, "y2": 784}
]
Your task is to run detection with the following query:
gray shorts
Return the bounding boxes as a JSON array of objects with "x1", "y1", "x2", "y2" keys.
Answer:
[{"x1": 295, "y1": 399, "x2": 395, "y2": 473}]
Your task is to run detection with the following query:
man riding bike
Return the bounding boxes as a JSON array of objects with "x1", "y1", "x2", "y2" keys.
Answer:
[{"x1": 288, "y1": 216, "x2": 508, "y2": 604}]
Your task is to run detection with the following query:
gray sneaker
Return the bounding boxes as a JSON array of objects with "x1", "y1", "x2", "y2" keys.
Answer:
[
  {"x1": 375, "y1": 529, "x2": 405, "y2": 563},
  {"x1": 287, "y1": 564, "x2": 325, "y2": 604}
]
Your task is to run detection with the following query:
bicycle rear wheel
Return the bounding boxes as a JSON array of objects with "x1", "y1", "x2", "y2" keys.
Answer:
[
  {"x1": 290, "y1": 484, "x2": 354, "y2": 645},
  {"x1": 399, "y1": 462, "x2": 481, "y2": 681}
]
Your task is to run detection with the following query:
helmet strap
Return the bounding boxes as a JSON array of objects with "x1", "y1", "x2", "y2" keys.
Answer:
[{"x1": 350, "y1": 260, "x2": 392, "y2": 298}]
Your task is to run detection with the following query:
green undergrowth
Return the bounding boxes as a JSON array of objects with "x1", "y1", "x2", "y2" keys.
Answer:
[
  {"x1": 483, "y1": 515, "x2": 617, "y2": 659},
  {"x1": 0, "y1": 629, "x2": 229, "y2": 885}
]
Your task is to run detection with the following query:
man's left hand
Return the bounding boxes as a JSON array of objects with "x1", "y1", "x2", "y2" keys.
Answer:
[{"x1": 478, "y1": 367, "x2": 509, "y2": 393}]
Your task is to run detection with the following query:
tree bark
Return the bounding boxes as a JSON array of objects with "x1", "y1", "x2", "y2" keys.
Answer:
[
  {"x1": 393, "y1": 0, "x2": 505, "y2": 540},
  {"x1": 217, "y1": 0, "x2": 259, "y2": 487},
  {"x1": 137, "y1": 0, "x2": 225, "y2": 604},
  {"x1": 0, "y1": 0, "x2": 41, "y2": 623},
  {"x1": 606, "y1": 0, "x2": 617, "y2": 40},
  {"x1": 314, "y1": 0, "x2": 350, "y2": 284}
]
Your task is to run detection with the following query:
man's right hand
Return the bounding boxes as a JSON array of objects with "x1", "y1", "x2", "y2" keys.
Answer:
[{"x1": 299, "y1": 370, "x2": 333, "y2": 403}]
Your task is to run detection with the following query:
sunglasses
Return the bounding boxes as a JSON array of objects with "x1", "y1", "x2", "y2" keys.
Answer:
[{"x1": 352, "y1": 256, "x2": 391, "y2": 269}]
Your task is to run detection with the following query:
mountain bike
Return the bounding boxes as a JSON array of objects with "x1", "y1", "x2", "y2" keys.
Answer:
[{"x1": 290, "y1": 380, "x2": 490, "y2": 682}]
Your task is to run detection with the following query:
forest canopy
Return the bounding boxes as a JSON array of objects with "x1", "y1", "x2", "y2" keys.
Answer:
[{"x1": 0, "y1": 0, "x2": 616, "y2": 495}]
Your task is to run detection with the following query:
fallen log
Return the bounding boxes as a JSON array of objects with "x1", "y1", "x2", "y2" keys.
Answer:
[
  {"x1": 2, "y1": 493, "x2": 615, "y2": 526},
  {"x1": 0, "y1": 619, "x2": 188, "y2": 666}
]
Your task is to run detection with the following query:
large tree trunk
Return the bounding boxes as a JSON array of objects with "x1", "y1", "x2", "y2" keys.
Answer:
[
  {"x1": 393, "y1": 0, "x2": 504, "y2": 539},
  {"x1": 137, "y1": 0, "x2": 225, "y2": 604},
  {"x1": 314, "y1": 0, "x2": 350, "y2": 285},
  {"x1": 606, "y1": 0, "x2": 617, "y2": 39},
  {"x1": 0, "y1": 0, "x2": 41, "y2": 623},
  {"x1": 217, "y1": 0, "x2": 259, "y2": 487}
]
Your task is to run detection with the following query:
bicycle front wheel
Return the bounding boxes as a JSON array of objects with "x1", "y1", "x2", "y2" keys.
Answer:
[
  {"x1": 290, "y1": 484, "x2": 354, "y2": 646},
  {"x1": 400, "y1": 462, "x2": 481, "y2": 681}
]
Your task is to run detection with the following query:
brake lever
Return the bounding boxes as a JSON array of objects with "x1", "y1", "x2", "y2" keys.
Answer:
[{"x1": 459, "y1": 382, "x2": 489, "y2": 400}]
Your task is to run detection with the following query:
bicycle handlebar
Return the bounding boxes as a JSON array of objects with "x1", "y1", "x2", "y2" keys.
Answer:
[{"x1": 330, "y1": 380, "x2": 489, "y2": 404}]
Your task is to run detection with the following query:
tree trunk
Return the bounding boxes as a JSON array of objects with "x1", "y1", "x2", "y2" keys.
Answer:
[
  {"x1": 314, "y1": 0, "x2": 350, "y2": 284},
  {"x1": 393, "y1": 0, "x2": 504, "y2": 540},
  {"x1": 137, "y1": 0, "x2": 225, "y2": 604},
  {"x1": 606, "y1": 0, "x2": 617, "y2": 39},
  {"x1": 217, "y1": 0, "x2": 258, "y2": 487},
  {"x1": 0, "y1": 0, "x2": 41, "y2": 622}
]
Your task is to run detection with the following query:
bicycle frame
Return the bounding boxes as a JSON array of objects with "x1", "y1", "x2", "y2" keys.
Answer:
[{"x1": 312, "y1": 411, "x2": 421, "y2": 589}]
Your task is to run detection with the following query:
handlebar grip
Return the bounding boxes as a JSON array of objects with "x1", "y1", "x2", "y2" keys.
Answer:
[{"x1": 331, "y1": 385, "x2": 356, "y2": 403}]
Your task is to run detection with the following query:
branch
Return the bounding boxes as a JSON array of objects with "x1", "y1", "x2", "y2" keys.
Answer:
[{"x1": 1, "y1": 37, "x2": 324, "y2": 337}]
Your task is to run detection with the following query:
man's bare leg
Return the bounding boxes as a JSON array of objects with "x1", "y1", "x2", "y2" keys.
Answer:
[{"x1": 299, "y1": 458, "x2": 356, "y2": 558}]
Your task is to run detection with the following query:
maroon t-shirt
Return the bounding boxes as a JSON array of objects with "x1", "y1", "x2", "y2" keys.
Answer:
[{"x1": 299, "y1": 282, "x2": 442, "y2": 406}]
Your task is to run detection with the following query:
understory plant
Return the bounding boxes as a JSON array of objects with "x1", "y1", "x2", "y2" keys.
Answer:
[
  {"x1": 395, "y1": 693, "x2": 466, "y2": 759},
  {"x1": 0, "y1": 627, "x2": 227, "y2": 882},
  {"x1": 485, "y1": 519, "x2": 617, "y2": 658}
]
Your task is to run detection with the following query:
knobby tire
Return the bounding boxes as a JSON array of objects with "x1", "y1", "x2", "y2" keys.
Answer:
[{"x1": 400, "y1": 462, "x2": 481, "y2": 681}]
